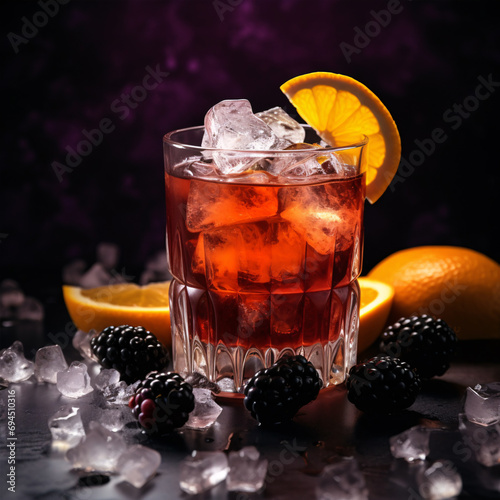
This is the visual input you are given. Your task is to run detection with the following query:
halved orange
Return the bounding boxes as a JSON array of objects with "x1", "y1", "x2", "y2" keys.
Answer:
[
  {"x1": 358, "y1": 277, "x2": 394, "y2": 352},
  {"x1": 62, "y1": 282, "x2": 171, "y2": 347},
  {"x1": 281, "y1": 72, "x2": 401, "y2": 203}
]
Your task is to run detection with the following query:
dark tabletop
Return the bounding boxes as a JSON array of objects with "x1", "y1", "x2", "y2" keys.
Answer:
[{"x1": 1, "y1": 319, "x2": 500, "y2": 500}]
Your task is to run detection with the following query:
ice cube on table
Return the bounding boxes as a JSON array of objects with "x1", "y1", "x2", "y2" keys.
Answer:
[
  {"x1": 56, "y1": 361, "x2": 93, "y2": 398},
  {"x1": 0, "y1": 279, "x2": 25, "y2": 307},
  {"x1": 99, "y1": 407, "x2": 131, "y2": 432},
  {"x1": 316, "y1": 458, "x2": 368, "y2": 500},
  {"x1": 66, "y1": 421, "x2": 127, "y2": 472},
  {"x1": 459, "y1": 413, "x2": 500, "y2": 467},
  {"x1": 256, "y1": 106, "x2": 305, "y2": 144},
  {"x1": 227, "y1": 446, "x2": 268, "y2": 492},
  {"x1": 35, "y1": 345, "x2": 68, "y2": 384},
  {"x1": 186, "y1": 180, "x2": 278, "y2": 232},
  {"x1": 117, "y1": 444, "x2": 161, "y2": 489},
  {"x1": 416, "y1": 460, "x2": 462, "y2": 500},
  {"x1": 390, "y1": 426, "x2": 432, "y2": 462},
  {"x1": 48, "y1": 406, "x2": 85, "y2": 452},
  {"x1": 464, "y1": 382, "x2": 500, "y2": 426},
  {"x1": 0, "y1": 340, "x2": 34, "y2": 382},
  {"x1": 179, "y1": 450, "x2": 230, "y2": 494},
  {"x1": 17, "y1": 296, "x2": 44, "y2": 321},
  {"x1": 183, "y1": 388, "x2": 222, "y2": 430},
  {"x1": 102, "y1": 380, "x2": 140, "y2": 405},
  {"x1": 202, "y1": 99, "x2": 285, "y2": 174},
  {"x1": 93, "y1": 368, "x2": 121, "y2": 392},
  {"x1": 72, "y1": 329, "x2": 95, "y2": 361}
]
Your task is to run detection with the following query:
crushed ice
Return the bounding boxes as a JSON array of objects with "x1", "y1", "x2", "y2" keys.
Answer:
[
  {"x1": 35, "y1": 345, "x2": 68, "y2": 384},
  {"x1": 0, "y1": 340, "x2": 35, "y2": 383},
  {"x1": 183, "y1": 388, "x2": 223, "y2": 430},
  {"x1": 56, "y1": 361, "x2": 93, "y2": 398}
]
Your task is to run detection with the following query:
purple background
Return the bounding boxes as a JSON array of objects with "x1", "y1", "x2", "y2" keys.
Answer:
[{"x1": 1, "y1": 0, "x2": 499, "y2": 290}]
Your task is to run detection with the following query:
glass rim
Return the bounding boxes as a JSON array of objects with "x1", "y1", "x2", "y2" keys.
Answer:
[{"x1": 163, "y1": 125, "x2": 368, "y2": 154}]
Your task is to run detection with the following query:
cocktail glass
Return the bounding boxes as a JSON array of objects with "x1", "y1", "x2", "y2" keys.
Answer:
[{"x1": 163, "y1": 125, "x2": 367, "y2": 393}]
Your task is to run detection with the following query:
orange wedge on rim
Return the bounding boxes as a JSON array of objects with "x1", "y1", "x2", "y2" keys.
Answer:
[
  {"x1": 63, "y1": 281, "x2": 171, "y2": 346},
  {"x1": 281, "y1": 72, "x2": 401, "y2": 203},
  {"x1": 358, "y1": 277, "x2": 394, "y2": 352}
]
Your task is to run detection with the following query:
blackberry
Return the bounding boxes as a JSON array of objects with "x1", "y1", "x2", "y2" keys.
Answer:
[
  {"x1": 128, "y1": 371, "x2": 195, "y2": 434},
  {"x1": 90, "y1": 325, "x2": 169, "y2": 383},
  {"x1": 347, "y1": 355, "x2": 421, "y2": 413},
  {"x1": 379, "y1": 315, "x2": 458, "y2": 379},
  {"x1": 243, "y1": 355, "x2": 322, "y2": 425}
]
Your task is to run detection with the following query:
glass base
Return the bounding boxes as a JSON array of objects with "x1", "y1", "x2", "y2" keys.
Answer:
[{"x1": 170, "y1": 280, "x2": 360, "y2": 393}]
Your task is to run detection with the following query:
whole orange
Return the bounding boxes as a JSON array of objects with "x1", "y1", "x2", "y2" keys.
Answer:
[{"x1": 367, "y1": 246, "x2": 500, "y2": 340}]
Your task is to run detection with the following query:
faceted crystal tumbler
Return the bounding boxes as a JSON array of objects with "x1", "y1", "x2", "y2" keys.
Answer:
[{"x1": 163, "y1": 126, "x2": 367, "y2": 393}]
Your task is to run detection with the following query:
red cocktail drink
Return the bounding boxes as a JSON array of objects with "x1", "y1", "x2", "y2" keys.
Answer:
[{"x1": 164, "y1": 123, "x2": 367, "y2": 393}]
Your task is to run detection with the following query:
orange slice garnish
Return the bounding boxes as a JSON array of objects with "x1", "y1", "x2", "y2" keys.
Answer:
[{"x1": 281, "y1": 72, "x2": 401, "y2": 203}]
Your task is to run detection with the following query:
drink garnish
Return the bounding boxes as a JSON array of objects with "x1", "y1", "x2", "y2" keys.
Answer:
[{"x1": 281, "y1": 72, "x2": 401, "y2": 202}]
